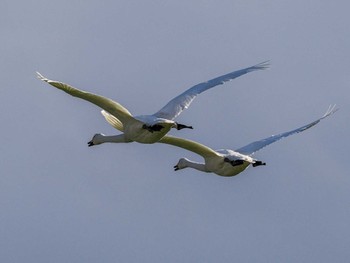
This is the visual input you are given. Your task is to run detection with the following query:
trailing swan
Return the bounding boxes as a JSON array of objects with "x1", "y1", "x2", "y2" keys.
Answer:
[
  {"x1": 161, "y1": 105, "x2": 337, "y2": 176},
  {"x1": 37, "y1": 61, "x2": 268, "y2": 144}
]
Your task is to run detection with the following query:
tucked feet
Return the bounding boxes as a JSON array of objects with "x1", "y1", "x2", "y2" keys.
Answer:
[
  {"x1": 176, "y1": 123, "x2": 193, "y2": 130},
  {"x1": 142, "y1": 124, "x2": 164, "y2": 132},
  {"x1": 224, "y1": 158, "x2": 244, "y2": 167}
]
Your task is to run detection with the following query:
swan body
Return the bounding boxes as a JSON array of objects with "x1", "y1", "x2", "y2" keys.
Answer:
[
  {"x1": 37, "y1": 61, "x2": 268, "y2": 144},
  {"x1": 175, "y1": 157, "x2": 252, "y2": 177},
  {"x1": 159, "y1": 105, "x2": 338, "y2": 177},
  {"x1": 159, "y1": 136, "x2": 258, "y2": 177}
]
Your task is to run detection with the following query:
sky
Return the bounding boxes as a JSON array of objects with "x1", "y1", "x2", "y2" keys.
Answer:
[{"x1": 1, "y1": 1, "x2": 349, "y2": 262}]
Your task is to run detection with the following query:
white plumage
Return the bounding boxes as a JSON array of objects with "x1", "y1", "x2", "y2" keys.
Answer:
[
  {"x1": 37, "y1": 61, "x2": 268, "y2": 144},
  {"x1": 159, "y1": 105, "x2": 337, "y2": 176}
]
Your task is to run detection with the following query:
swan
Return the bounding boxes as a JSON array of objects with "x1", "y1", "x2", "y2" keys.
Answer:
[
  {"x1": 37, "y1": 61, "x2": 268, "y2": 144},
  {"x1": 91, "y1": 105, "x2": 337, "y2": 177},
  {"x1": 161, "y1": 105, "x2": 338, "y2": 176}
]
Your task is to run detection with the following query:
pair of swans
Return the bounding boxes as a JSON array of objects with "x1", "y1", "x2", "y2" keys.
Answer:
[
  {"x1": 37, "y1": 62, "x2": 337, "y2": 177},
  {"x1": 91, "y1": 105, "x2": 337, "y2": 177}
]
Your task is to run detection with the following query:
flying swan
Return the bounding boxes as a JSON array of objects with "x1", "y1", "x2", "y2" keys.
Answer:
[
  {"x1": 98, "y1": 105, "x2": 337, "y2": 177},
  {"x1": 162, "y1": 105, "x2": 337, "y2": 176},
  {"x1": 37, "y1": 61, "x2": 268, "y2": 144}
]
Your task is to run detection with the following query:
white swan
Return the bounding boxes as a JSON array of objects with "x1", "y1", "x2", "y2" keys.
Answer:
[
  {"x1": 91, "y1": 105, "x2": 337, "y2": 177},
  {"x1": 37, "y1": 61, "x2": 268, "y2": 144},
  {"x1": 159, "y1": 105, "x2": 338, "y2": 176}
]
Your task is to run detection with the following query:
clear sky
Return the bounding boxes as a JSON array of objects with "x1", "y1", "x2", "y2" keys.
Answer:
[{"x1": 1, "y1": 1, "x2": 349, "y2": 262}]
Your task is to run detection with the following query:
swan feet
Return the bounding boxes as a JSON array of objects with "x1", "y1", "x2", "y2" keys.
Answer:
[
  {"x1": 174, "y1": 165, "x2": 180, "y2": 171},
  {"x1": 142, "y1": 123, "x2": 192, "y2": 132},
  {"x1": 224, "y1": 158, "x2": 244, "y2": 167},
  {"x1": 176, "y1": 123, "x2": 193, "y2": 130},
  {"x1": 87, "y1": 140, "x2": 95, "y2": 147},
  {"x1": 142, "y1": 124, "x2": 164, "y2": 133},
  {"x1": 252, "y1": 161, "x2": 266, "y2": 167}
]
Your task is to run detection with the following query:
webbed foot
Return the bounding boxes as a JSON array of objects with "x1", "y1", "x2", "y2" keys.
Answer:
[{"x1": 176, "y1": 123, "x2": 193, "y2": 130}]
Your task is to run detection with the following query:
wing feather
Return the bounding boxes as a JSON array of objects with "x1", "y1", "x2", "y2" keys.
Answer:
[
  {"x1": 100, "y1": 110, "x2": 124, "y2": 132},
  {"x1": 154, "y1": 61, "x2": 269, "y2": 120},
  {"x1": 159, "y1": 135, "x2": 219, "y2": 158},
  {"x1": 236, "y1": 105, "x2": 338, "y2": 156},
  {"x1": 37, "y1": 72, "x2": 133, "y2": 124}
]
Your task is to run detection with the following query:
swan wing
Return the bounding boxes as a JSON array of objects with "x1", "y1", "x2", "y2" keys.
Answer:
[
  {"x1": 37, "y1": 72, "x2": 133, "y2": 124},
  {"x1": 154, "y1": 61, "x2": 269, "y2": 120},
  {"x1": 236, "y1": 105, "x2": 338, "y2": 156},
  {"x1": 100, "y1": 110, "x2": 124, "y2": 132},
  {"x1": 159, "y1": 135, "x2": 219, "y2": 158}
]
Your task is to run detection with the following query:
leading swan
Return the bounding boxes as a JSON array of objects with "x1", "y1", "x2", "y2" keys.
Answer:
[
  {"x1": 99, "y1": 105, "x2": 337, "y2": 177},
  {"x1": 37, "y1": 61, "x2": 268, "y2": 144}
]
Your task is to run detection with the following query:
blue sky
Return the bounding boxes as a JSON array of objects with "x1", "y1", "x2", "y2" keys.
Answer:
[{"x1": 1, "y1": 1, "x2": 349, "y2": 262}]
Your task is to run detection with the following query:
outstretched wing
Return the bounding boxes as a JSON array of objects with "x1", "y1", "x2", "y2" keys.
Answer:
[
  {"x1": 236, "y1": 105, "x2": 338, "y2": 156},
  {"x1": 159, "y1": 135, "x2": 219, "y2": 158},
  {"x1": 37, "y1": 72, "x2": 133, "y2": 124},
  {"x1": 154, "y1": 61, "x2": 269, "y2": 120}
]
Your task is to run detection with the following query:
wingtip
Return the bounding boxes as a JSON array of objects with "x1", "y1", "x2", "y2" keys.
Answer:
[
  {"x1": 322, "y1": 104, "x2": 339, "y2": 119},
  {"x1": 36, "y1": 71, "x2": 48, "y2": 82},
  {"x1": 249, "y1": 60, "x2": 270, "y2": 72}
]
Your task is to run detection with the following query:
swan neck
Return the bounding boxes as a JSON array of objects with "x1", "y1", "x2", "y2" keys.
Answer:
[
  {"x1": 184, "y1": 159, "x2": 207, "y2": 172},
  {"x1": 98, "y1": 134, "x2": 128, "y2": 144}
]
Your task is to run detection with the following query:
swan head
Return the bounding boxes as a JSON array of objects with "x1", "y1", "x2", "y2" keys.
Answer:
[
  {"x1": 174, "y1": 158, "x2": 190, "y2": 171},
  {"x1": 87, "y1": 133, "x2": 105, "y2": 147}
]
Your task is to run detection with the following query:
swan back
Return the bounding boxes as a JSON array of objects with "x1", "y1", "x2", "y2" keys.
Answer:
[{"x1": 216, "y1": 149, "x2": 255, "y2": 163}]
